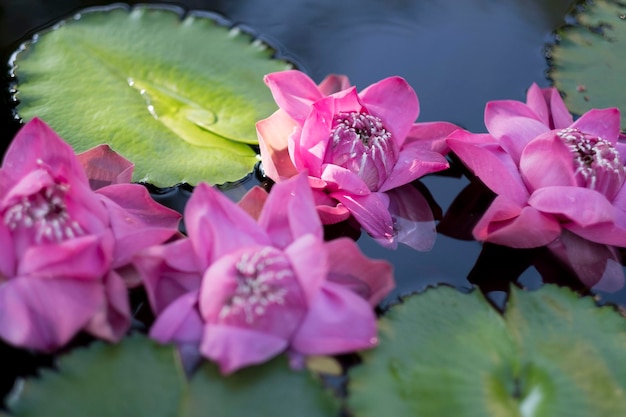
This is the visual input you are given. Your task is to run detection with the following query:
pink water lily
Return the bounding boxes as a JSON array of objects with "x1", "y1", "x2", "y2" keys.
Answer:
[
  {"x1": 0, "y1": 118, "x2": 181, "y2": 351},
  {"x1": 257, "y1": 70, "x2": 456, "y2": 248},
  {"x1": 447, "y1": 83, "x2": 626, "y2": 252},
  {"x1": 136, "y1": 173, "x2": 394, "y2": 374}
]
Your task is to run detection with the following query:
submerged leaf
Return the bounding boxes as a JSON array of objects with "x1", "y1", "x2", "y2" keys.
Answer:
[
  {"x1": 348, "y1": 285, "x2": 626, "y2": 416},
  {"x1": 7, "y1": 334, "x2": 186, "y2": 417},
  {"x1": 550, "y1": 0, "x2": 626, "y2": 129},
  {"x1": 11, "y1": 4, "x2": 292, "y2": 186}
]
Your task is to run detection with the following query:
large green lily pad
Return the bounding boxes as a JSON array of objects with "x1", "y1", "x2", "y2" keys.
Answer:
[
  {"x1": 180, "y1": 356, "x2": 340, "y2": 417},
  {"x1": 11, "y1": 4, "x2": 291, "y2": 186},
  {"x1": 7, "y1": 334, "x2": 186, "y2": 417},
  {"x1": 6, "y1": 335, "x2": 339, "y2": 417},
  {"x1": 550, "y1": 0, "x2": 626, "y2": 129},
  {"x1": 348, "y1": 285, "x2": 626, "y2": 416}
]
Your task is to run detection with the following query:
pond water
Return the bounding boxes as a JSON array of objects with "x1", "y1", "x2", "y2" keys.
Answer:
[{"x1": 1, "y1": 0, "x2": 625, "y2": 405}]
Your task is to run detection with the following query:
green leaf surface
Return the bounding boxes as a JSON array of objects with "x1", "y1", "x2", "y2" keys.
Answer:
[
  {"x1": 6, "y1": 336, "x2": 338, "y2": 417},
  {"x1": 180, "y1": 356, "x2": 340, "y2": 417},
  {"x1": 348, "y1": 285, "x2": 626, "y2": 417},
  {"x1": 550, "y1": 0, "x2": 626, "y2": 129},
  {"x1": 8, "y1": 334, "x2": 186, "y2": 417},
  {"x1": 12, "y1": 4, "x2": 291, "y2": 186}
]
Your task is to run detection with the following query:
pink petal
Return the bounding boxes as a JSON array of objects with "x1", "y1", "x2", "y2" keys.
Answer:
[
  {"x1": 1, "y1": 118, "x2": 88, "y2": 185},
  {"x1": 525, "y1": 83, "x2": 550, "y2": 126},
  {"x1": 84, "y1": 270, "x2": 130, "y2": 342},
  {"x1": 150, "y1": 290, "x2": 204, "y2": 345},
  {"x1": 564, "y1": 218, "x2": 626, "y2": 247},
  {"x1": 285, "y1": 235, "x2": 329, "y2": 306},
  {"x1": 519, "y1": 132, "x2": 577, "y2": 191},
  {"x1": 447, "y1": 130, "x2": 529, "y2": 204},
  {"x1": 288, "y1": 125, "x2": 307, "y2": 172},
  {"x1": 404, "y1": 121, "x2": 461, "y2": 155},
  {"x1": 570, "y1": 108, "x2": 621, "y2": 143},
  {"x1": 474, "y1": 196, "x2": 561, "y2": 248},
  {"x1": 308, "y1": 185, "x2": 351, "y2": 224},
  {"x1": 18, "y1": 234, "x2": 112, "y2": 279},
  {"x1": 1, "y1": 168, "x2": 56, "y2": 206},
  {"x1": 135, "y1": 239, "x2": 202, "y2": 315},
  {"x1": 185, "y1": 183, "x2": 269, "y2": 267},
  {"x1": 332, "y1": 191, "x2": 393, "y2": 243},
  {"x1": 76, "y1": 144, "x2": 134, "y2": 190},
  {"x1": 264, "y1": 70, "x2": 324, "y2": 124},
  {"x1": 198, "y1": 252, "x2": 242, "y2": 321},
  {"x1": 484, "y1": 100, "x2": 550, "y2": 162},
  {"x1": 291, "y1": 282, "x2": 377, "y2": 355},
  {"x1": 256, "y1": 110, "x2": 299, "y2": 181},
  {"x1": 292, "y1": 109, "x2": 331, "y2": 177},
  {"x1": 359, "y1": 76, "x2": 419, "y2": 146},
  {"x1": 547, "y1": 231, "x2": 624, "y2": 290},
  {"x1": 258, "y1": 173, "x2": 323, "y2": 248},
  {"x1": 325, "y1": 238, "x2": 394, "y2": 306},
  {"x1": 0, "y1": 277, "x2": 102, "y2": 351},
  {"x1": 525, "y1": 83, "x2": 573, "y2": 129},
  {"x1": 0, "y1": 223, "x2": 15, "y2": 278},
  {"x1": 96, "y1": 184, "x2": 181, "y2": 267},
  {"x1": 298, "y1": 89, "x2": 362, "y2": 176},
  {"x1": 617, "y1": 134, "x2": 626, "y2": 165},
  {"x1": 317, "y1": 74, "x2": 351, "y2": 95},
  {"x1": 200, "y1": 323, "x2": 288, "y2": 374},
  {"x1": 97, "y1": 183, "x2": 181, "y2": 229},
  {"x1": 378, "y1": 145, "x2": 448, "y2": 192},
  {"x1": 612, "y1": 182, "x2": 626, "y2": 208},
  {"x1": 320, "y1": 164, "x2": 371, "y2": 195},
  {"x1": 544, "y1": 87, "x2": 574, "y2": 129},
  {"x1": 316, "y1": 206, "x2": 351, "y2": 224},
  {"x1": 386, "y1": 184, "x2": 437, "y2": 251},
  {"x1": 528, "y1": 186, "x2": 615, "y2": 227},
  {"x1": 593, "y1": 258, "x2": 625, "y2": 292},
  {"x1": 237, "y1": 186, "x2": 268, "y2": 221}
]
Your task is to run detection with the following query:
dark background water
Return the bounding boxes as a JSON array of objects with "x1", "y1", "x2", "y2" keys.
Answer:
[{"x1": 1, "y1": 0, "x2": 624, "y2": 399}]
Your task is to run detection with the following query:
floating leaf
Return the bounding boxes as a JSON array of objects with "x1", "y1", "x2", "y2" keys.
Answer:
[
  {"x1": 348, "y1": 285, "x2": 626, "y2": 416},
  {"x1": 7, "y1": 334, "x2": 186, "y2": 417},
  {"x1": 180, "y1": 356, "x2": 340, "y2": 417},
  {"x1": 550, "y1": 0, "x2": 626, "y2": 129},
  {"x1": 11, "y1": 4, "x2": 291, "y2": 186},
  {"x1": 6, "y1": 335, "x2": 338, "y2": 416}
]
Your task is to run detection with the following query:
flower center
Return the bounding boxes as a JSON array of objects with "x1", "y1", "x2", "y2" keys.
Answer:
[
  {"x1": 3, "y1": 183, "x2": 84, "y2": 244},
  {"x1": 557, "y1": 128, "x2": 625, "y2": 195},
  {"x1": 326, "y1": 111, "x2": 397, "y2": 190},
  {"x1": 219, "y1": 247, "x2": 294, "y2": 324}
]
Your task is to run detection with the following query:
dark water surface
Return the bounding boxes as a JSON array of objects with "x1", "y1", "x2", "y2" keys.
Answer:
[{"x1": 1, "y1": 0, "x2": 624, "y2": 398}]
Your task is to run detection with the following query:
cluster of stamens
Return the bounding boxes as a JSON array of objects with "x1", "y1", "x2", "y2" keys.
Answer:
[
  {"x1": 3, "y1": 183, "x2": 84, "y2": 244},
  {"x1": 219, "y1": 247, "x2": 294, "y2": 324},
  {"x1": 557, "y1": 127, "x2": 625, "y2": 190},
  {"x1": 328, "y1": 111, "x2": 396, "y2": 190},
  {"x1": 331, "y1": 112, "x2": 391, "y2": 148}
]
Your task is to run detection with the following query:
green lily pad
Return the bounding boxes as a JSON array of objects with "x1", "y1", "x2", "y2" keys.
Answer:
[
  {"x1": 347, "y1": 285, "x2": 626, "y2": 417},
  {"x1": 7, "y1": 334, "x2": 186, "y2": 417},
  {"x1": 549, "y1": 0, "x2": 626, "y2": 129},
  {"x1": 11, "y1": 4, "x2": 291, "y2": 186},
  {"x1": 180, "y1": 356, "x2": 340, "y2": 417},
  {"x1": 6, "y1": 335, "x2": 339, "y2": 417}
]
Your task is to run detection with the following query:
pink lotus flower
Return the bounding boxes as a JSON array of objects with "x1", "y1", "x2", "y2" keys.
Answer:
[
  {"x1": 447, "y1": 83, "x2": 626, "y2": 251},
  {"x1": 136, "y1": 173, "x2": 394, "y2": 374},
  {"x1": 257, "y1": 70, "x2": 457, "y2": 248},
  {"x1": 0, "y1": 118, "x2": 181, "y2": 351}
]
